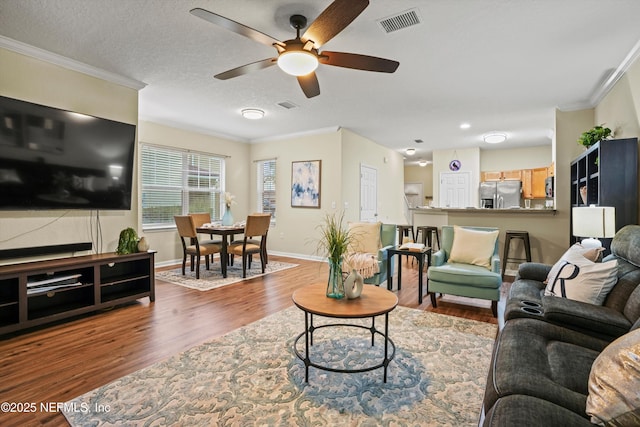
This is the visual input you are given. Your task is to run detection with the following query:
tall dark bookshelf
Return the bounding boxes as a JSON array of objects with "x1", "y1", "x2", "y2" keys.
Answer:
[{"x1": 570, "y1": 137, "x2": 638, "y2": 251}]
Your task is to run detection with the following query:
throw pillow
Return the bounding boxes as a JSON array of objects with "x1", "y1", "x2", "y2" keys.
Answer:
[
  {"x1": 544, "y1": 248, "x2": 617, "y2": 305},
  {"x1": 544, "y1": 243, "x2": 604, "y2": 285},
  {"x1": 448, "y1": 226, "x2": 499, "y2": 269},
  {"x1": 586, "y1": 328, "x2": 640, "y2": 426},
  {"x1": 347, "y1": 222, "x2": 382, "y2": 254}
]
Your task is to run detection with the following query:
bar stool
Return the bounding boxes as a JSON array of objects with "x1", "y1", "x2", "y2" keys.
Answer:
[
  {"x1": 416, "y1": 226, "x2": 440, "y2": 251},
  {"x1": 396, "y1": 225, "x2": 415, "y2": 244},
  {"x1": 396, "y1": 225, "x2": 415, "y2": 263},
  {"x1": 502, "y1": 230, "x2": 532, "y2": 278}
]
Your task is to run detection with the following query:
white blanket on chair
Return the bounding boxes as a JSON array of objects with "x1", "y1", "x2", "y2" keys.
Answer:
[{"x1": 343, "y1": 252, "x2": 379, "y2": 279}]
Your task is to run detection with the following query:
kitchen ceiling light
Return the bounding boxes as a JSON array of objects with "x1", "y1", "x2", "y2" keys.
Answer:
[
  {"x1": 483, "y1": 132, "x2": 507, "y2": 144},
  {"x1": 241, "y1": 108, "x2": 265, "y2": 120},
  {"x1": 460, "y1": 123, "x2": 471, "y2": 129},
  {"x1": 406, "y1": 148, "x2": 416, "y2": 156}
]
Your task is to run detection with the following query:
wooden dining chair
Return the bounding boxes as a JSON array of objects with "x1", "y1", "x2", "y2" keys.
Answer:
[
  {"x1": 228, "y1": 213, "x2": 271, "y2": 278},
  {"x1": 174, "y1": 215, "x2": 222, "y2": 279},
  {"x1": 190, "y1": 212, "x2": 223, "y2": 256}
]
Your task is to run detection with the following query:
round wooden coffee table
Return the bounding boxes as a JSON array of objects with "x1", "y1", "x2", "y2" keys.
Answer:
[{"x1": 292, "y1": 282, "x2": 398, "y2": 383}]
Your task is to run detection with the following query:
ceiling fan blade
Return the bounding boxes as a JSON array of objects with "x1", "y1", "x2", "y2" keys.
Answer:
[
  {"x1": 301, "y1": 0, "x2": 369, "y2": 49},
  {"x1": 214, "y1": 58, "x2": 276, "y2": 80},
  {"x1": 190, "y1": 8, "x2": 281, "y2": 47},
  {"x1": 320, "y1": 51, "x2": 399, "y2": 73},
  {"x1": 297, "y1": 73, "x2": 320, "y2": 98}
]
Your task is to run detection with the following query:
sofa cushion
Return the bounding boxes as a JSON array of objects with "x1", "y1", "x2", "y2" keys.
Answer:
[
  {"x1": 483, "y1": 318, "x2": 609, "y2": 417},
  {"x1": 347, "y1": 221, "x2": 381, "y2": 254},
  {"x1": 428, "y1": 262, "x2": 501, "y2": 289},
  {"x1": 610, "y1": 224, "x2": 640, "y2": 267},
  {"x1": 448, "y1": 225, "x2": 498, "y2": 269},
  {"x1": 544, "y1": 247, "x2": 618, "y2": 305},
  {"x1": 586, "y1": 328, "x2": 640, "y2": 426},
  {"x1": 484, "y1": 395, "x2": 594, "y2": 427}
]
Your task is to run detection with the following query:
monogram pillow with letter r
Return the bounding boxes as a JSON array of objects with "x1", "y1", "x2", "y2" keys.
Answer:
[{"x1": 544, "y1": 246, "x2": 618, "y2": 305}]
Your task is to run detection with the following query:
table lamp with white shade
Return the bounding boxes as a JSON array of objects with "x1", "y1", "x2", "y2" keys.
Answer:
[{"x1": 572, "y1": 206, "x2": 616, "y2": 248}]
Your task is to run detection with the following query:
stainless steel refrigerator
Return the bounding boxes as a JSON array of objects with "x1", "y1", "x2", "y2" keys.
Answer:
[{"x1": 479, "y1": 181, "x2": 522, "y2": 208}]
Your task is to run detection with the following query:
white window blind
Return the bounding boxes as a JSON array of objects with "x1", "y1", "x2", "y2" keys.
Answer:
[
  {"x1": 257, "y1": 159, "x2": 276, "y2": 222},
  {"x1": 141, "y1": 144, "x2": 225, "y2": 228}
]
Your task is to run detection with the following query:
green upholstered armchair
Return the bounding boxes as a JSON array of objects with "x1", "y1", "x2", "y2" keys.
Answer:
[
  {"x1": 427, "y1": 225, "x2": 502, "y2": 316},
  {"x1": 364, "y1": 223, "x2": 396, "y2": 286}
]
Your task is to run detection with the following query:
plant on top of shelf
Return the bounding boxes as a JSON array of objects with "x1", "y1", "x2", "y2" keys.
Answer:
[{"x1": 578, "y1": 125, "x2": 612, "y2": 148}]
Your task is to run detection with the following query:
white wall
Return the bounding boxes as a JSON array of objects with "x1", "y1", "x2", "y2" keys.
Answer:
[{"x1": 0, "y1": 48, "x2": 139, "y2": 263}]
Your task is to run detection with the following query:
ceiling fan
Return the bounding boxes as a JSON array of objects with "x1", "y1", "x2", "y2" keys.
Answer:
[{"x1": 190, "y1": 0, "x2": 399, "y2": 98}]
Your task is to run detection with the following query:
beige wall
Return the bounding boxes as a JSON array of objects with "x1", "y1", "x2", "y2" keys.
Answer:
[
  {"x1": 0, "y1": 48, "x2": 139, "y2": 263},
  {"x1": 249, "y1": 128, "x2": 405, "y2": 260},
  {"x1": 480, "y1": 145, "x2": 552, "y2": 171},
  {"x1": 340, "y1": 129, "x2": 406, "y2": 225},
  {"x1": 404, "y1": 164, "x2": 434, "y2": 201}
]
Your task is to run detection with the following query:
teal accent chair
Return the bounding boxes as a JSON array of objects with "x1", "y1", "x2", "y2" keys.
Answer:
[
  {"x1": 427, "y1": 225, "x2": 502, "y2": 316},
  {"x1": 364, "y1": 223, "x2": 397, "y2": 286}
]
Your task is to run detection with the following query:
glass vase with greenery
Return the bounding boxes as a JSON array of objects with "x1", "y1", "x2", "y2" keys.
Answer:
[{"x1": 316, "y1": 212, "x2": 351, "y2": 299}]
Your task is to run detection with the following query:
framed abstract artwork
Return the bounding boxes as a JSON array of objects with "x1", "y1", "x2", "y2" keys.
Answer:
[{"x1": 291, "y1": 160, "x2": 321, "y2": 208}]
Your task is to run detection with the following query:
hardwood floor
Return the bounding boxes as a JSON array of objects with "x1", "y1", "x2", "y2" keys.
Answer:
[{"x1": 0, "y1": 255, "x2": 508, "y2": 426}]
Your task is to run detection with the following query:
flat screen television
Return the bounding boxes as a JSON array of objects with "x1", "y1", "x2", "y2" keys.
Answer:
[{"x1": 0, "y1": 95, "x2": 136, "y2": 210}]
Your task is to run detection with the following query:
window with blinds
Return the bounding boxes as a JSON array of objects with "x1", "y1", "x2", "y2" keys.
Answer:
[
  {"x1": 257, "y1": 159, "x2": 276, "y2": 222},
  {"x1": 141, "y1": 144, "x2": 225, "y2": 228}
]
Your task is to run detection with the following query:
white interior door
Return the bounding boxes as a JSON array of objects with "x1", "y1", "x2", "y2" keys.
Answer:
[
  {"x1": 360, "y1": 164, "x2": 377, "y2": 221},
  {"x1": 439, "y1": 172, "x2": 471, "y2": 208}
]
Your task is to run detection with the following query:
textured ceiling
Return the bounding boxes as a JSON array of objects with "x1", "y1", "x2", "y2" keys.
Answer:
[{"x1": 2, "y1": 0, "x2": 640, "y2": 164}]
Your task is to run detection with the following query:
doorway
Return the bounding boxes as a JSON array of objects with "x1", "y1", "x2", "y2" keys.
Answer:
[
  {"x1": 439, "y1": 171, "x2": 471, "y2": 208},
  {"x1": 360, "y1": 164, "x2": 377, "y2": 221}
]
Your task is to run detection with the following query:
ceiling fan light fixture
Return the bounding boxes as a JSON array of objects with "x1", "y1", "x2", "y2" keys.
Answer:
[
  {"x1": 241, "y1": 108, "x2": 265, "y2": 120},
  {"x1": 277, "y1": 49, "x2": 319, "y2": 76},
  {"x1": 483, "y1": 132, "x2": 507, "y2": 144}
]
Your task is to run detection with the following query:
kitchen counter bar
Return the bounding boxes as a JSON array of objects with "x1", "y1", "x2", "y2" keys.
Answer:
[{"x1": 410, "y1": 207, "x2": 556, "y2": 214}]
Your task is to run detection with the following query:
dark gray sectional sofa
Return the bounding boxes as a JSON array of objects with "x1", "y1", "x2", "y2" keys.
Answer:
[{"x1": 482, "y1": 225, "x2": 640, "y2": 426}]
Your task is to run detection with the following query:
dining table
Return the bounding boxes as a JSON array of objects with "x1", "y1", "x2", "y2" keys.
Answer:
[{"x1": 196, "y1": 224, "x2": 245, "y2": 278}]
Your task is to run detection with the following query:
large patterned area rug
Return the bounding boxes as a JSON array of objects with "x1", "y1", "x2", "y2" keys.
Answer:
[
  {"x1": 63, "y1": 305, "x2": 497, "y2": 426},
  {"x1": 156, "y1": 260, "x2": 298, "y2": 291}
]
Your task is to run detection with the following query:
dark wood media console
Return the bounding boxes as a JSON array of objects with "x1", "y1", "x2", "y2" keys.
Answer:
[{"x1": 0, "y1": 251, "x2": 155, "y2": 336}]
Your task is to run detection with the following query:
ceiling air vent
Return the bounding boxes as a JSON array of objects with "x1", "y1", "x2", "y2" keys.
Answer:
[
  {"x1": 277, "y1": 101, "x2": 298, "y2": 110},
  {"x1": 377, "y1": 9, "x2": 421, "y2": 34}
]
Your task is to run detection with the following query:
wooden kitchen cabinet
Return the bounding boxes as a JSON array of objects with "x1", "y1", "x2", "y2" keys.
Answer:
[
  {"x1": 481, "y1": 170, "x2": 522, "y2": 181},
  {"x1": 531, "y1": 167, "x2": 548, "y2": 198},
  {"x1": 502, "y1": 169, "x2": 522, "y2": 180},
  {"x1": 481, "y1": 171, "x2": 502, "y2": 181}
]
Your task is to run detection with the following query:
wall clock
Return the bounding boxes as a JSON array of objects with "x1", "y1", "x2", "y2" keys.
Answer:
[{"x1": 449, "y1": 159, "x2": 461, "y2": 171}]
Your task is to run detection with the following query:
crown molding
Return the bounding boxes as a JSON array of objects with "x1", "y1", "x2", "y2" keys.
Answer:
[
  {"x1": 250, "y1": 125, "x2": 341, "y2": 143},
  {"x1": 589, "y1": 38, "x2": 640, "y2": 107},
  {"x1": 0, "y1": 35, "x2": 146, "y2": 91}
]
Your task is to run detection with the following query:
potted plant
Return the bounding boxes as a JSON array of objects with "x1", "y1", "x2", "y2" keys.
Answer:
[
  {"x1": 315, "y1": 212, "x2": 351, "y2": 299},
  {"x1": 577, "y1": 125, "x2": 612, "y2": 148}
]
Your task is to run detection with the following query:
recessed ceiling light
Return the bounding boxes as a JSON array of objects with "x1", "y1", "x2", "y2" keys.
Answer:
[
  {"x1": 460, "y1": 123, "x2": 471, "y2": 129},
  {"x1": 241, "y1": 108, "x2": 265, "y2": 120},
  {"x1": 483, "y1": 132, "x2": 507, "y2": 144},
  {"x1": 405, "y1": 148, "x2": 416, "y2": 156}
]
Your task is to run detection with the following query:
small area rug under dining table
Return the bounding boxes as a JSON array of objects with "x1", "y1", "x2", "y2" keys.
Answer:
[
  {"x1": 156, "y1": 260, "x2": 298, "y2": 291},
  {"x1": 63, "y1": 305, "x2": 497, "y2": 426}
]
